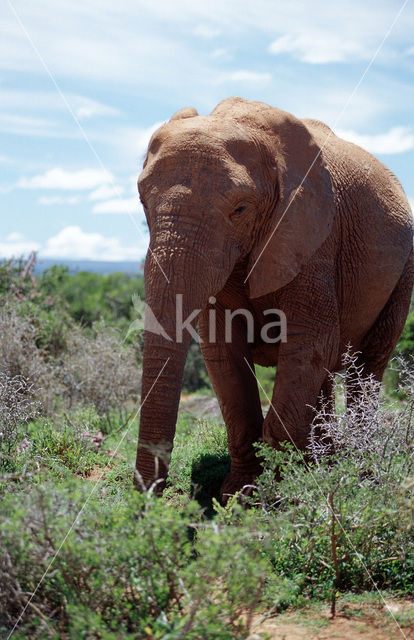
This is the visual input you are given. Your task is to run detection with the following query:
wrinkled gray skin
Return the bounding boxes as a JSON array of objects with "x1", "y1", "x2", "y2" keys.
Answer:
[{"x1": 135, "y1": 97, "x2": 414, "y2": 498}]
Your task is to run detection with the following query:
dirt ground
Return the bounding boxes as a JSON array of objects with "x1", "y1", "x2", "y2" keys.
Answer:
[{"x1": 247, "y1": 598, "x2": 414, "y2": 640}]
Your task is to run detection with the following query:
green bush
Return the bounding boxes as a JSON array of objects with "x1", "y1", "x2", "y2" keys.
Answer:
[
  {"x1": 246, "y1": 359, "x2": 414, "y2": 608},
  {"x1": 0, "y1": 409, "x2": 109, "y2": 479},
  {"x1": 182, "y1": 341, "x2": 211, "y2": 392},
  {"x1": 397, "y1": 310, "x2": 414, "y2": 360},
  {"x1": 254, "y1": 365, "x2": 276, "y2": 404},
  {"x1": 36, "y1": 265, "x2": 145, "y2": 333},
  {"x1": 252, "y1": 445, "x2": 413, "y2": 602},
  {"x1": 0, "y1": 484, "x2": 273, "y2": 639}
]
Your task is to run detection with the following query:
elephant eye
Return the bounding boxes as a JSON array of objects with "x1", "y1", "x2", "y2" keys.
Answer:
[{"x1": 231, "y1": 204, "x2": 246, "y2": 218}]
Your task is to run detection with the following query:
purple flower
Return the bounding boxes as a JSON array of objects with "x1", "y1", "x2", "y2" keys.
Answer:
[{"x1": 16, "y1": 438, "x2": 31, "y2": 454}]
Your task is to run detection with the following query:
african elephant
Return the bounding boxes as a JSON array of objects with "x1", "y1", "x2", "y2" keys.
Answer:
[{"x1": 135, "y1": 97, "x2": 414, "y2": 497}]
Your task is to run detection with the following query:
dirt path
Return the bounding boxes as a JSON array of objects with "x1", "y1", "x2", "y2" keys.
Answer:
[{"x1": 248, "y1": 599, "x2": 414, "y2": 640}]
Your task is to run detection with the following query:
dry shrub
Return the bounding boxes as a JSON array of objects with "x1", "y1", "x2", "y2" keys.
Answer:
[
  {"x1": 0, "y1": 375, "x2": 39, "y2": 436},
  {"x1": 0, "y1": 306, "x2": 140, "y2": 425},
  {"x1": 61, "y1": 322, "x2": 140, "y2": 425},
  {"x1": 0, "y1": 373, "x2": 40, "y2": 469},
  {"x1": 0, "y1": 305, "x2": 55, "y2": 413},
  {"x1": 309, "y1": 352, "x2": 414, "y2": 482}
]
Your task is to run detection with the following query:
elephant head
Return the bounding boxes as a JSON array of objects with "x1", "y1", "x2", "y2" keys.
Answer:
[{"x1": 135, "y1": 97, "x2": 335, "y2": 489}]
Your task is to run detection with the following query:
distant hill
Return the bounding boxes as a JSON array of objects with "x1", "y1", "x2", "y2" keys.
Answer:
[{"x1": 34, "y1": 258, "x2": 143, "y2": 276}]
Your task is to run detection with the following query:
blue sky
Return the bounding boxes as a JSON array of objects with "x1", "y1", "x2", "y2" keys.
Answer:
[{"x1": 1, "y1": 0, "x2": 413, "y2": 263}]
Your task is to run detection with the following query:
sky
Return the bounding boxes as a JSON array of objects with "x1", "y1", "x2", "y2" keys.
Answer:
[{"x1": 0, "y1": 0, "x2": 413, "y2": 264}]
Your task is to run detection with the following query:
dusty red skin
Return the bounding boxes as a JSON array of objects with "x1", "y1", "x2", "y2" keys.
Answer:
[{"x1": 135, "y1": 97, "x2": 414, "y2": 498}]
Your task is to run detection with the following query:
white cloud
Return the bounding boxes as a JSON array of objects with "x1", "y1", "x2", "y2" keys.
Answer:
[
  {"x1": 269, "y1": 34, "x2": 364, "y2": 64},
  {"x1": 0, "y1": 113, "x2": 70, "y2": 138},
  {"x1": 18, "y1": 168, "x2": 113, "y2": 190},
  {"x1": 38, "y1": 195, "x2": 80, "y2": 205},
  {"x1": 0, "y1": 235, "x2": 40, "y2": 258},
  {"x1": 0, "y1": 226, "x2": 149, "y2": 262},
  {"x1": 0, "y1": 154, "x2": 14, "y2": 164},
  {"x1": 336, "y1": 127, "x2": 414, "y2": 155},
  {"x1": 113, "y1": 121, "x2": 164, "y2": 165},
  {"x1": 41, "y1": 225, "x2": 147, "y2": 261},
  {"x1": 88, "y1": 184, "x2": 124, "y2": 201},
  {"x1": 194, "y1": 24, "x2": 220, "y2": 39},
  {"x1": 134, "y1": 122, "x2": 164, "y2": 159},
  {"x1": 1, "y1": 0, "x2": 412, "y2": 92},
  {"x1": 409, "y1": 198, "x2": 414, "y2": 212},
  {"x1": 210, "y1": 48, "x2": 230, "y2": 60},
  {"x1": 73, "y1": 96, "x2": 120, "y2": 119},
  {"x1": 295, "y1": 88, "x2": 387, "y2": 130},
  {"x1": 0, "y1": 89, "x2": 120, "y2": 119},
  {"x1": 0, "y1": 2, "x2": 207, "y2": 88},
  {"x1": 6, "y1": 232, "x2": 24, "y2": 242},
  {"x1": 218, "y1": 70, "x2": 272, "y2": 85},
  {"x1": 92, "y1": 197, "x2": 141, "y2": 215}
]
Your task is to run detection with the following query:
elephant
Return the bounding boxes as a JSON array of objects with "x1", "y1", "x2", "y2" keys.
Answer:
[{"x1": 135, "y1": 97, "x2": 414, "y2": 498}]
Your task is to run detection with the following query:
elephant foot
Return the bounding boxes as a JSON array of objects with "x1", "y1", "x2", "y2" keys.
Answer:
[
  {"x1": 220, "y1": 468, "x2": 260, "y2": 504},
  {"x1": 133, "y1": 467, "x2": 167, "y2": 496}
]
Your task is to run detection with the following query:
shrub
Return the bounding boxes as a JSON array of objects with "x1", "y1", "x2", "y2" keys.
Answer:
[
  {"x1": 309, "y1": 353, "x2": 414, "y2": 481},
  {"x1": 248, "y1": 355, "x2": 414, "y2": 611},
  {"x1": 0, "y1": 253, "x2": 37, "y2": 300},
  {"x1": 397, "y1": 309, "x2": 414, "y2": 361},
  {"x1": 60, "y1": 322, "x2": 141, "y2": 428},
  {"x1": 0, "y1": 374, "x2": 39, "y2": 472},
  {"x1": 0, "y1": 484, "x2": 272, "y2": 639},
  {"x1": 0, "y1": 305, "x2": 56, "y2": 413},
  {"x1": 167, "y1": 418, "x2": 229, "y2": 502},
  {"x1": 0, "y1": 255, "x2": 73, "y2": 358},
  {"x1": 41, "y1": 267, "x2": 146, "y2": 331},
  {"x1": 0, "y1": 305, "x2": 141, "y2": 424},
  {"x1": 182, "y1": 341, "x2": 211, "y2": 392},
  {"x1": 26, "y1": 413, "x2": 109, "y2": 477}
]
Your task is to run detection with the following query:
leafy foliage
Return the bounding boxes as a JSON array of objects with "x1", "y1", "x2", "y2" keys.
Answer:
[
  {"x1": 37, "y1": 263, "x2": 146, "y2": 332},
  {"x1": 247, "y1": 356, "x2": 414, "y2": 610},
  {"x1": 1, "y1": 484, "x2": 272, "y2": 639},
  {"x1": 182, "y1": 340, "x2": 211, "y2": 392},
  {"x1": 397, "y1": 309, "x2": 414, "y2": 360}
]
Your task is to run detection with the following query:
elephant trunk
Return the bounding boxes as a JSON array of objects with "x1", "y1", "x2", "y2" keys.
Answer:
[
  {"x1": 135, "y1": 329, "x2": 190, "y2": 489},
  {"x1": 135, "y1": 248, "x2": 214, "y2": 490}
]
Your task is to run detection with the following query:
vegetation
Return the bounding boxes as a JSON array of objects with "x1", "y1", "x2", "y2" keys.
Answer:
[{"x1": 0, "y1": 254, "x2": 413, "y2": 639}]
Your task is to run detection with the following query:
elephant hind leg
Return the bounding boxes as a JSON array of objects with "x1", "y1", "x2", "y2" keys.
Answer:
[{"x1": 349, "y1": 249, "x2": 414, "y2": 396}]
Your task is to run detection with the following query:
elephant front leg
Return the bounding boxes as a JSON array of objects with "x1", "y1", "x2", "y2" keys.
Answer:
[{"x1": 199, "y1": 309, "x2": 264, "y2": 500}]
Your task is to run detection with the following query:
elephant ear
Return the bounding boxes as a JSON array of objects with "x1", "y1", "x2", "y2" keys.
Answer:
[
  {"x1": 170, "y1": 107, "x2": 199, "y2": 121},
  {"x1": 247, "y1": 110, "x2": 335, "y2": 299}
]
